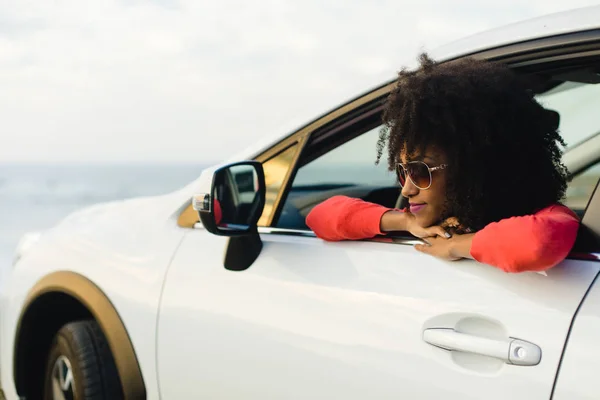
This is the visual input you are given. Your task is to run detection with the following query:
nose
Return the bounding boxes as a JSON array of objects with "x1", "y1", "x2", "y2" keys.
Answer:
[{"x1": 401, "y1": 177, "x2": 419, "y2": 198}]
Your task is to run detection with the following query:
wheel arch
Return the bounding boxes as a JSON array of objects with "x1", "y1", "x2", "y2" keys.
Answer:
[{"x1": 13, "y1": 271, "x2": 146, "y2": 400}]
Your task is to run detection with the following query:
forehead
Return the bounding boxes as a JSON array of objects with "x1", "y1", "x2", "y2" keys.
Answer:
[{"x1": 399, "y1": 147, "x2": 445, "y2": 163}]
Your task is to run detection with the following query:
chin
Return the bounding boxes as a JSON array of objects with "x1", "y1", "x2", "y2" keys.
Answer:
[{"x1": 415, "y1": 214, "x2": 437, "y2": 228}]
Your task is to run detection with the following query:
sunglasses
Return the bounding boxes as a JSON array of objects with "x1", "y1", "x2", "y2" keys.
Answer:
[{"x1": 395, "y1": 161, "x2": 448, "y2": 190}]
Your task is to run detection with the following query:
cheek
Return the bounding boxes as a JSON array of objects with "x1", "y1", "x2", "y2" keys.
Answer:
[
  {"x1": 425, "y1": 180, "x2": 447, "y2": 205},
  {"x1": 423, "y1": 177, "x2": 448, "y2": 217},
  {"x1": 434, "y1": 171, "x2": 449, "y2": 194}
]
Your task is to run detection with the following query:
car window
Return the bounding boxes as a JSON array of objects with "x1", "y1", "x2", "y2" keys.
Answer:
[
  {"x1": 273, "y1": 72, "x2": 600, "y2": 231},
  {"x1": 275, "y1": 115, "x2": 600, "y2": 230},
  {"x1": 292, "y1": 126, "x2": 395, "y2": 188},
  {"x1": 276, "y1": 126, "x2": 397, "y2": 229},
  {"x1": 535, "y1": 82, "x2": 600, "y2": 214},
  {"x1": 565, "y1": 161, "x2": 600, "y2": 212},
  {"x1": 536, "y1": 82, "x2": 600, "y2": 149}
]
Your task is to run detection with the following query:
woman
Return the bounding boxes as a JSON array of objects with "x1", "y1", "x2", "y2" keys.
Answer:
[{"x1": 306, "y1": 54, "x2": 580, "y2": 273}]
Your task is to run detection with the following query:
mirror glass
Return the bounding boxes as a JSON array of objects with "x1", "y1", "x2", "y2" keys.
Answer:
[{"x1": 213, "y1": 164, "x2": 262, "y2": 231}]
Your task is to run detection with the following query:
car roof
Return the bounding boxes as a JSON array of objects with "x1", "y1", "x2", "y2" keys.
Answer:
[{"x1": 431, "y1": 5, "x2": 600, "y2": 61}]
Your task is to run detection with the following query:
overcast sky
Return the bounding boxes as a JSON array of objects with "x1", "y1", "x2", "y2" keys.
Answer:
[{"x1": 1, "y1": 0, "x2": 599, "y2": 164}]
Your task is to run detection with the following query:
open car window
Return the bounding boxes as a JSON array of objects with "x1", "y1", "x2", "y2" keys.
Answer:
[{"x1": 276, "y1": 119, "x2": 600, "y2": 232}]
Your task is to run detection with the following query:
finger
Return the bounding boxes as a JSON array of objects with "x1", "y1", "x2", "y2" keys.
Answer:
[
  {"x1": 420, "y1": 228, "x2": 445, "y2": 239},
  {"x1": 417, "y1": 231, "x2": 435, "y2": 239},
  {"x1": 414, "y1": 244, "x2": 431, "y2": 253},
  {"x1": 433, "y1": 226, "x2": 451, "y2": 239}
]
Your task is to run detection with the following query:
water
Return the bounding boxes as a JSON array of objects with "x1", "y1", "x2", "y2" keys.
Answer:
[{"x1": 0, "y1": 163, "x2": 208, "y2": 267}]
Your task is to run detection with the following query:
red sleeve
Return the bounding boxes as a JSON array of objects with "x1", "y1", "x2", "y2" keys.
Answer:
[
  {"x1": 305, "y1": 196, "x2": 392, "y2": 241},
  {"x1": 470, "y1": 204, "x2": 580, "y2": 273}
]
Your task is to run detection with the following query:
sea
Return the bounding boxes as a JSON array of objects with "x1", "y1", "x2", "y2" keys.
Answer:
[{"x1": 0, "y1": 163, "x2": 208, "y2": 268}]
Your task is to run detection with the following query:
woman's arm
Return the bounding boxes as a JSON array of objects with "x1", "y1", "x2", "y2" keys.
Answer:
[
  {"x1": 308, "y1": 197, "x2": 580, "y2": 273},
  {"x1": 305, "y1": 196, "x2": 448, "y2": 241},
  {"x1": 305, "y1": 196, "x2": 395, "y2": 241},
  {"x1": 416, "y1": 205, "x2": 579, "y2": 272},
  {"x1": 468, "y1": 204, "x2": 580, "y2": 273}
]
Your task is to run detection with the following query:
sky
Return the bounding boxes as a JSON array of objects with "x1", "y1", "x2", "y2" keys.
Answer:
[{"x1": 1, "y1": 0, "x2": 600, "y2": 164}]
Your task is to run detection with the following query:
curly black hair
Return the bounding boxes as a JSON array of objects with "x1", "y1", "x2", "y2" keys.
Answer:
[{"x1": 376, "y1": 53, "x2": 568, "y2": 231}]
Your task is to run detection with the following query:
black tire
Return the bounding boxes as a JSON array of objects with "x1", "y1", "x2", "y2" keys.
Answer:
[{"x1": 43, "y1": 320, "x2": 124, "y2": 400}]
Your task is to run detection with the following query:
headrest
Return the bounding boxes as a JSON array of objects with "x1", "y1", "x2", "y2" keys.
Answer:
[{"x1": 545, "y1": 109, "x2": 560, "y2": 131}]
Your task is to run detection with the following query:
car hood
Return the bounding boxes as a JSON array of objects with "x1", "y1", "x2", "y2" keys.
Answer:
[{"x1": 11, "y1": 174, "x2": 207, "y2": 267}]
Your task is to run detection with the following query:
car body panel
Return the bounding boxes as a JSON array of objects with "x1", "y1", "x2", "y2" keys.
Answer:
[
  {"x1": 553, "y1": 269, "x2": 600, "y2": 399},
  {"x1": 432, "y1": 5, "x2": 600, "y2": 61},
  {"x1": 0, "y1": 192, "x2": 193, "y2": 400},
  {"x1": 14, "y1": 271, "x2": 146, "y2": 399},
  {"x1": 158, "y1": 229, "x2": 600, "y2": 399}
]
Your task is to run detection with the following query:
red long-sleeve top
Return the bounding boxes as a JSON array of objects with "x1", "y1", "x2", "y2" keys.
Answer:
[{"x1": 305, "y1": 196, "x2": 580, "y2": 273}]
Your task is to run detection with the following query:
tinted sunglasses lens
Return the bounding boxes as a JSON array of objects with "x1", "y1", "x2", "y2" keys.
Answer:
[
  {"x1": 396, "y1": 165, "x2": 407, "y2": 187},
  {"x1": 407, "y1": 162, "x2": 431, "y2": 188}
]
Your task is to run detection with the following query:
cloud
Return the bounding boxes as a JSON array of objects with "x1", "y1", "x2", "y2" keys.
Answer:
[{"x1": 0, "y1": 0, "x2": 599, "y2": 163}]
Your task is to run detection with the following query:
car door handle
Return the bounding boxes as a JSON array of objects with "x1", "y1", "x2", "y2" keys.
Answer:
[{"x1": 423, "y1": 328, "x2": 541, "y2": 366}]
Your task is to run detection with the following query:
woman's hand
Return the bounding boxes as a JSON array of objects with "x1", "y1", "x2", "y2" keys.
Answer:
[
  {"x1": 380, "y1": 211, "x2": 475, "y2": 261},
  {"x1": 415, "y1": 233, "x2": 475, "y2": 261},
  {"x1": 380, "y1": 211, "x2": 449, "y2": 239},
  {"x1": 406, "y1": 218, "x2": 451, "y2": 239}
]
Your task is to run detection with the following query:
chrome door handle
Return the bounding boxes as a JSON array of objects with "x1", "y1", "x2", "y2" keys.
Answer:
[{"x1": 423, "y1": 328, "x2": 541, "y2": 366}]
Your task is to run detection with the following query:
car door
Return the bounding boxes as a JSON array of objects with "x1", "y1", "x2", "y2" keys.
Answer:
[
  {"x1": 158, "y1": 44, "x2": 600, "y2": 399},
  {"x1": 159, "y1": 239, "x2": 599, "y2": 399}
]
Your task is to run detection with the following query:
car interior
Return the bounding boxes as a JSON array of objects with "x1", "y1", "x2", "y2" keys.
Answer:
[{"x1": 274, "y1": 61, "x2": 600, "y2": 232}]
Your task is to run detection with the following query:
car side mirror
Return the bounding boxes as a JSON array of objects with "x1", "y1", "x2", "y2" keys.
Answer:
[
  {"x1": 192, "y1": 161, "x2": 266, "y2": 271},
  {"x1": 193, "y1": 161, "x2": 266, "y2": 236}
]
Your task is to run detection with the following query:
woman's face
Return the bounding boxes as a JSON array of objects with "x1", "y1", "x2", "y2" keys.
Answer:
[{"x1": 399, "y1": 147, "x2": 448, "y2": 228}]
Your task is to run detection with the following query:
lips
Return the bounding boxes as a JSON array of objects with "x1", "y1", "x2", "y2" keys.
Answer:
[{"x1": 409, "y1": 203, "x2": 426, "y2": 214}]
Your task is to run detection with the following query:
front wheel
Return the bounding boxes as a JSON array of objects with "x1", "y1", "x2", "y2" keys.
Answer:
[{"x1": 44, "y1": 320, "x2": 123, "y2": 400}]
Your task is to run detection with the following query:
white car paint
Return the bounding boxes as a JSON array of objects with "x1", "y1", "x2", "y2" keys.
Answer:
[
  {"x1": 553, "y1": 273, "x2": 600, "y2": 399},
  {"x1": 433, "y1": 5, "x2": 600, "y2": 61},
  {"x1": 158, "y1": 229, "x2": 599, "y2": 399},
  {"x1": 1, "y1": 7, "x2": 600, "y2": 400},
  {"x1": 1, "y1": 194, "x2": 187, "y2": 400}
]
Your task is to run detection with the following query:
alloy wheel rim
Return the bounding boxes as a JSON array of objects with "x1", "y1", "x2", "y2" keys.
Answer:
[{"x1": 51, "y1": 355, "x2": 75, "y2": 400}]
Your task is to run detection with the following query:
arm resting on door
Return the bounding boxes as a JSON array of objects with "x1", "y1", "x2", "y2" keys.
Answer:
[
  {"x1": 306, "y1": 197, "x2": 579, "y2": 273},
  {"x1": 470, "y1": 204, "x2": 579, "y2": 273}
]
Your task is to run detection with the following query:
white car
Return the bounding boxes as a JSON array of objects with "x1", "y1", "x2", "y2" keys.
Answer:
[{"x1": 3, "y1": 6, "x2": 600, "y2": 400}]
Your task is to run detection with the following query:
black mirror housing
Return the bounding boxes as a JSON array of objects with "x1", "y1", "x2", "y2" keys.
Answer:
[{"x1": 193, "y1": 161, "x2": 266, "y2": 237}]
